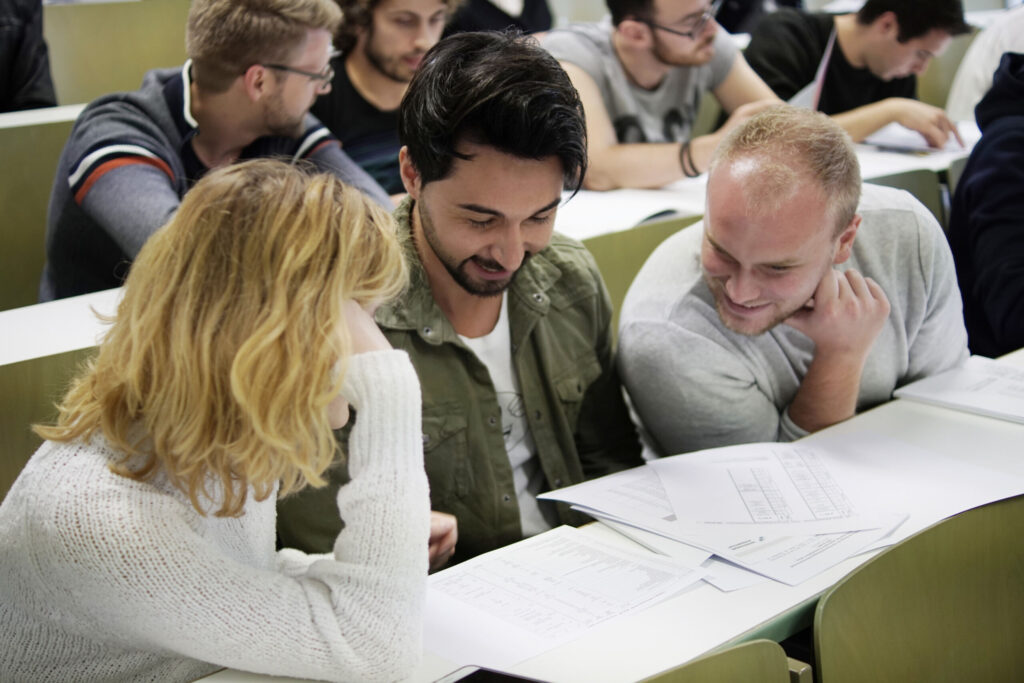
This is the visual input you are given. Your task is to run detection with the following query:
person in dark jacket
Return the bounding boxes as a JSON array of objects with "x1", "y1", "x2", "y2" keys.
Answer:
[
  {"x1": 948, "y1": 52, "x2": 1024, "y2": 358},
  {"x1": 0, "y1": 0, "x2": 56, "y2": 111}
]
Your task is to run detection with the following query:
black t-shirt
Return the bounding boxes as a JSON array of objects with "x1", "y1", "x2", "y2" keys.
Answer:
[
  {"x1": 745, "y1": 9, "x2": 916, "y2": 116},
  {"x1": 311, "y1": 58, "x2": 402, "y2": 195},
  {"x1": 444, "y1": 0, "x2": 552, "y2": 36}
]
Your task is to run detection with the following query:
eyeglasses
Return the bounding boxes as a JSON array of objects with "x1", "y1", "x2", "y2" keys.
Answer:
[
  {"x1": 261, "y1": 51, "x2": 340, "y2": 87},
  {"x1": 643, "y1": 0, "x2": 723, "y2": 40}
]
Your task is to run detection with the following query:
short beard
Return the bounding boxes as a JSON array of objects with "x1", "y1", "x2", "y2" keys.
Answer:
[{"x1": 418, "y1": 200, "x2": 526, "y2": 298}]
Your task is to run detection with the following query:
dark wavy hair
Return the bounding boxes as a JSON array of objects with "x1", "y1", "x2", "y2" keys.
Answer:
[
  {"x1": 397, "y1": 30, "x2": 587, "y2": 192},
  {"x1": 857, "y1": 0, "x2": 969, "y2": 41}
]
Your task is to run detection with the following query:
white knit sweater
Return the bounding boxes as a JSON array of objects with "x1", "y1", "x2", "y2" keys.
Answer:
[{"x1": 0, "y1": 350, "x2": 430, "y2": 682}]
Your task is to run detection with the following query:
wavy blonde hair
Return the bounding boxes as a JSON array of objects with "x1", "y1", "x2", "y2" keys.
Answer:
[{"x1": 36, "y1": 159, "x2": 407, "y2": 517}]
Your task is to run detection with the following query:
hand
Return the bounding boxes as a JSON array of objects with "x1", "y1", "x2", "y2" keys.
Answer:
[
  {"x1": 342, "y1": 299, "x2": 392, "y2": 356},
  {"x1": 720, "y1": 99, "x2": 782, "y2": 136},
  {"x1": 785, "y1": 268, "x2": 890, "y2": 361},
  {"x1": 888, "y1": 98, "x2": 964, "y2": 149},
  {"x1": 428, "y1": 511, "x2": 458, "y2": 573}
]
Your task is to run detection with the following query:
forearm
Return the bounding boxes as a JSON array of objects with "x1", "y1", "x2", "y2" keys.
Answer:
[
  {"x1": 831, "y1": 99, "x2": 898, "y2": 143},
  {"x1": 584, "y1": 142, "x2": 685, "y2": 190},
  {"x1": 787, "y1": 351, "x2": 866, "y2": 433}
]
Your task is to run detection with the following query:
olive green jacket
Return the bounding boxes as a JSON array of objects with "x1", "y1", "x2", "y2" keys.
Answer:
[{"x1": 278, "y1": 199, "x2": 642, "y2": 564}]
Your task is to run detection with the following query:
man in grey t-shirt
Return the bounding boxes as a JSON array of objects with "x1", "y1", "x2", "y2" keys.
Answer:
[
  {"x1": 541, "y1": 0, "x2": 779, "y2": 190},
  {"x1": 618, "y1": 106, "x2": 967, "y2": 456}
]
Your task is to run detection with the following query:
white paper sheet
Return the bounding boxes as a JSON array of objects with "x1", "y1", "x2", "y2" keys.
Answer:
[
  {"x1": 423, "y1": 526, "x2": 706, "y2": 670},
  {"x1": 649, "y1": 443, "x2": 895, "y2": 536},
  {"x1": 893, "y1": 355, "x2": 1024, "y2": 424},
  {"x1": 593, "y1": 516, "x2": 713, "y2": 566},
  {"x1": 862, "y1": 121, "x2": 980, "y2": 153},
  {"x1": 554, "y1": 181, "x2": 706, "y2": 241}
]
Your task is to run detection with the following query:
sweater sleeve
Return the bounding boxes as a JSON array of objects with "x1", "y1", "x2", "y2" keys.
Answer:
[
  {"x1": 619, "y1": 317, "x2": 789, "y2": 456},
  {"x1": 35, "y1": 350, "x2": 429, "y2": 682}
]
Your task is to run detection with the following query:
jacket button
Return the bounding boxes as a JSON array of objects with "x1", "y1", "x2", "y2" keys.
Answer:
[
  {"x1": 533, "y1": 293, "x2": 544, "y2": 303},
  {"x1": 488, "y1": 416, "x2": 497, "y2": 426},
  {"x1": 534, "y1": 410, "x2": 542, "y2": 420},
  {"x1": 423, "y1": 326, "x2": 432, "y2": 335},
  {"x1": 422, "y1": 434, "x2": 430, "y2": 445},
  {"x1": 503, "y1": 494, "x2": 511, "y2": 502}
]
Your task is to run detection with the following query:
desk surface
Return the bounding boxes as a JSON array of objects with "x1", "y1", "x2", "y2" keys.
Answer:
[{"x1": 204, "y1": 350, "x2": 1024, "y2": 683}]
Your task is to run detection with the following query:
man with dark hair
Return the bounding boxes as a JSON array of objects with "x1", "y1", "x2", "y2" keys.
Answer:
[
  {"x1": 744, "y1": 0, "x2": 969, "y2": 147},
  {"x1": 278, "y1": 31, "x2": 643, "y2": 565},
  {"x1": 618, "y1": 106, "x2": 967, "y2": 456},
  {"x1": 40, "y1": 0, "x2": 389, "y2": 302},
  {"x1": 541, "y1": 0, "x2": 781, "y2": 190},
  {"x1": 311, "y1": 0, "x2": 462, "y2": 195}
]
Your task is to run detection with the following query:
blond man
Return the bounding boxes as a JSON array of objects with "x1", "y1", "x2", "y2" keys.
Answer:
[
  {"x1": 618, "y1": 106, "x2": 967, "y2": 456},
  {"x1": 41, "y1": 0, "x2": 390, "y2": 302}
]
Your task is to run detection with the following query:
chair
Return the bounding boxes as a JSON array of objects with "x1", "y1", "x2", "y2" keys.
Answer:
[
  {"x1": 43, "y1": 0, "x2": 190, "y2": 105},
  {"x1": 0, "y1": 106, "x2": 82, "y2": 311},
  {"x1": 639, "y1": 639, "x2": 791, "y2": 683},
  {"x1": 583, "y1": 215, "x2": 701, "y2": 333},
  {"x1": 866, "y1": 170, "x2": 947, "y2": 231},
  {"x1": 947, "y1": 155, "x2": 969, "y2": 197},
  {"x1": 813, "y1": 494, "x2": 1024, "y2": 683},
  {"x1": 0, "y1": 348, "x2": 95, "y2": 501}
]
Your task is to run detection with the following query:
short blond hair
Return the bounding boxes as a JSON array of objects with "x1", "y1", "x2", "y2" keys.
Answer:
[
  {"x1": 36, "y1": 159, "x2": 407, "y2": 517},
  {"x1": 711, "y1": 105, "x2": 862, "y2": 236},
  {"x1": 187, "y1": 0, "x2": 343, "y2": 92}
]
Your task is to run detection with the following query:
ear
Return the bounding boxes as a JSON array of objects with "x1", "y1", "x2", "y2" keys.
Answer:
[
  {"x1": 832, "y1": 214, "x2": 861, "y2": 264},
  {"x1": 398, "y1": 146, "x2": 423, "y2": 199},
  {"x1": 617, "y1": 18, "x2": 654, "y2": 47},
  {"x1": 241, "y1": 64, "x2": 272, "y2": 102},
  {"x1": 873, "y1": 11, "x2": 900, "y2": 40}
]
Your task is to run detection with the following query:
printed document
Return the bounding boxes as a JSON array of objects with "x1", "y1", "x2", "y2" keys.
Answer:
[
  {"x1": 893, "y1": 355, "x2": 1024, "y2": 424},
  {"x1": 423, "y1": 526, "x2": 705, "y2": 670}
]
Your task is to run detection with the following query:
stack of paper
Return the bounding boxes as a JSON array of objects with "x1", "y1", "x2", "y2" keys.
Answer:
[
  {"x1": 540, "y1": 433, "x2": 1024, "y2": 587},
  {"x1": 894, "y1": 355, "x2": 1024, "y2": 424}
]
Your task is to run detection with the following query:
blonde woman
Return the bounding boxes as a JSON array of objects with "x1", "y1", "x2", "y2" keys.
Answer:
[{"x1": 0, "y1": 159, "x2": 430, "y2": 681}]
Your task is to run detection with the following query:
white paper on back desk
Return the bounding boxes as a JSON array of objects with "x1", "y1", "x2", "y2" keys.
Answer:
[
  {"x1": 893, "y1": 355, "x2": 1024, "y2": 424},
  {"x1": 423, "y1": 525, "x2": 705, "y2": 670}
]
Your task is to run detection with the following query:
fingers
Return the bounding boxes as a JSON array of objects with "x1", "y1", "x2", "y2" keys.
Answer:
[{"x1": 428, "y1": 511, "x2": 458, "y2": 572}]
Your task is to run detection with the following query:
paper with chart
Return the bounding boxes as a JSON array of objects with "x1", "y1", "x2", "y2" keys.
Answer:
[
  {"x1": 648, "y1": 443, "x2": 894, "y2": 536},
  {"x1": 540, "y1": 462, "x2": 905, "y2": 586},
  {"x1": 893, "y1": 355, "x2": 1024, "y2": 424},
  {"x1": 423, "y1": 526, "x2": 706, "y2": 669}
]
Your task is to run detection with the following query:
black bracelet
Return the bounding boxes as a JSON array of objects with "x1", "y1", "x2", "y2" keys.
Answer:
[{"x1": 679, "y1": 140, "x2": 700, "y2": 178}]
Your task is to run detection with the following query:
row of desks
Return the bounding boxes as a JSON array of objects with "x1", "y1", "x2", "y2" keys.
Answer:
[{"x1": 198, "y1": 348, "x2": 1024, "y2": 683}]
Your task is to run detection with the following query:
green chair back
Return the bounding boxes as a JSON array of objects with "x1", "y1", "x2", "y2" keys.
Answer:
[
  {"x1": 583, "y1": 215, "x2": 701, "y2": 334},
  {"x1": 640, "y1": 639, "x2": 790, "y2": 683},
  {"x1": 44, "y1": 0, "x2": 190, "y2": 106},
  {"x1": 866, "y1": 170, "x2": 947, "y2": 231},
  {"x1": 0, "y1": 107, "x2": 80, "y2": 311},
  {"x1": 0, "y1": 347, "x2": 95, "y2": 501},
  {"x1": 814, "y1": 495, "x2": 1024, "y2": 683}
]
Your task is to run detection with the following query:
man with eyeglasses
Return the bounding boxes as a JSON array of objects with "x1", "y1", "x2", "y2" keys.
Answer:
[
  {"x1": 744, "y1": 0, "x2": 969, "y2": 148},
  {"x1": 311, "y1": 0, "x2": 463, "y2": 198},
  {"x1": 540, "y1": 0, "x2": 780, "y2": 190},
  {"x1": 40, "y1": 0, "x2": 390, "y2": 302}
]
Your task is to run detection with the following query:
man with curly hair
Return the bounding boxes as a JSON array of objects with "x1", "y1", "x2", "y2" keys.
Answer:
[{"x1": 312, "y1": 0, "x2": 463, "y2": 195}]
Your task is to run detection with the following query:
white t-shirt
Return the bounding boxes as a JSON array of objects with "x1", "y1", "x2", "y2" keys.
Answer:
[{"x1": 459, "y1": 294, "x2": 556, "y2": 537}]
